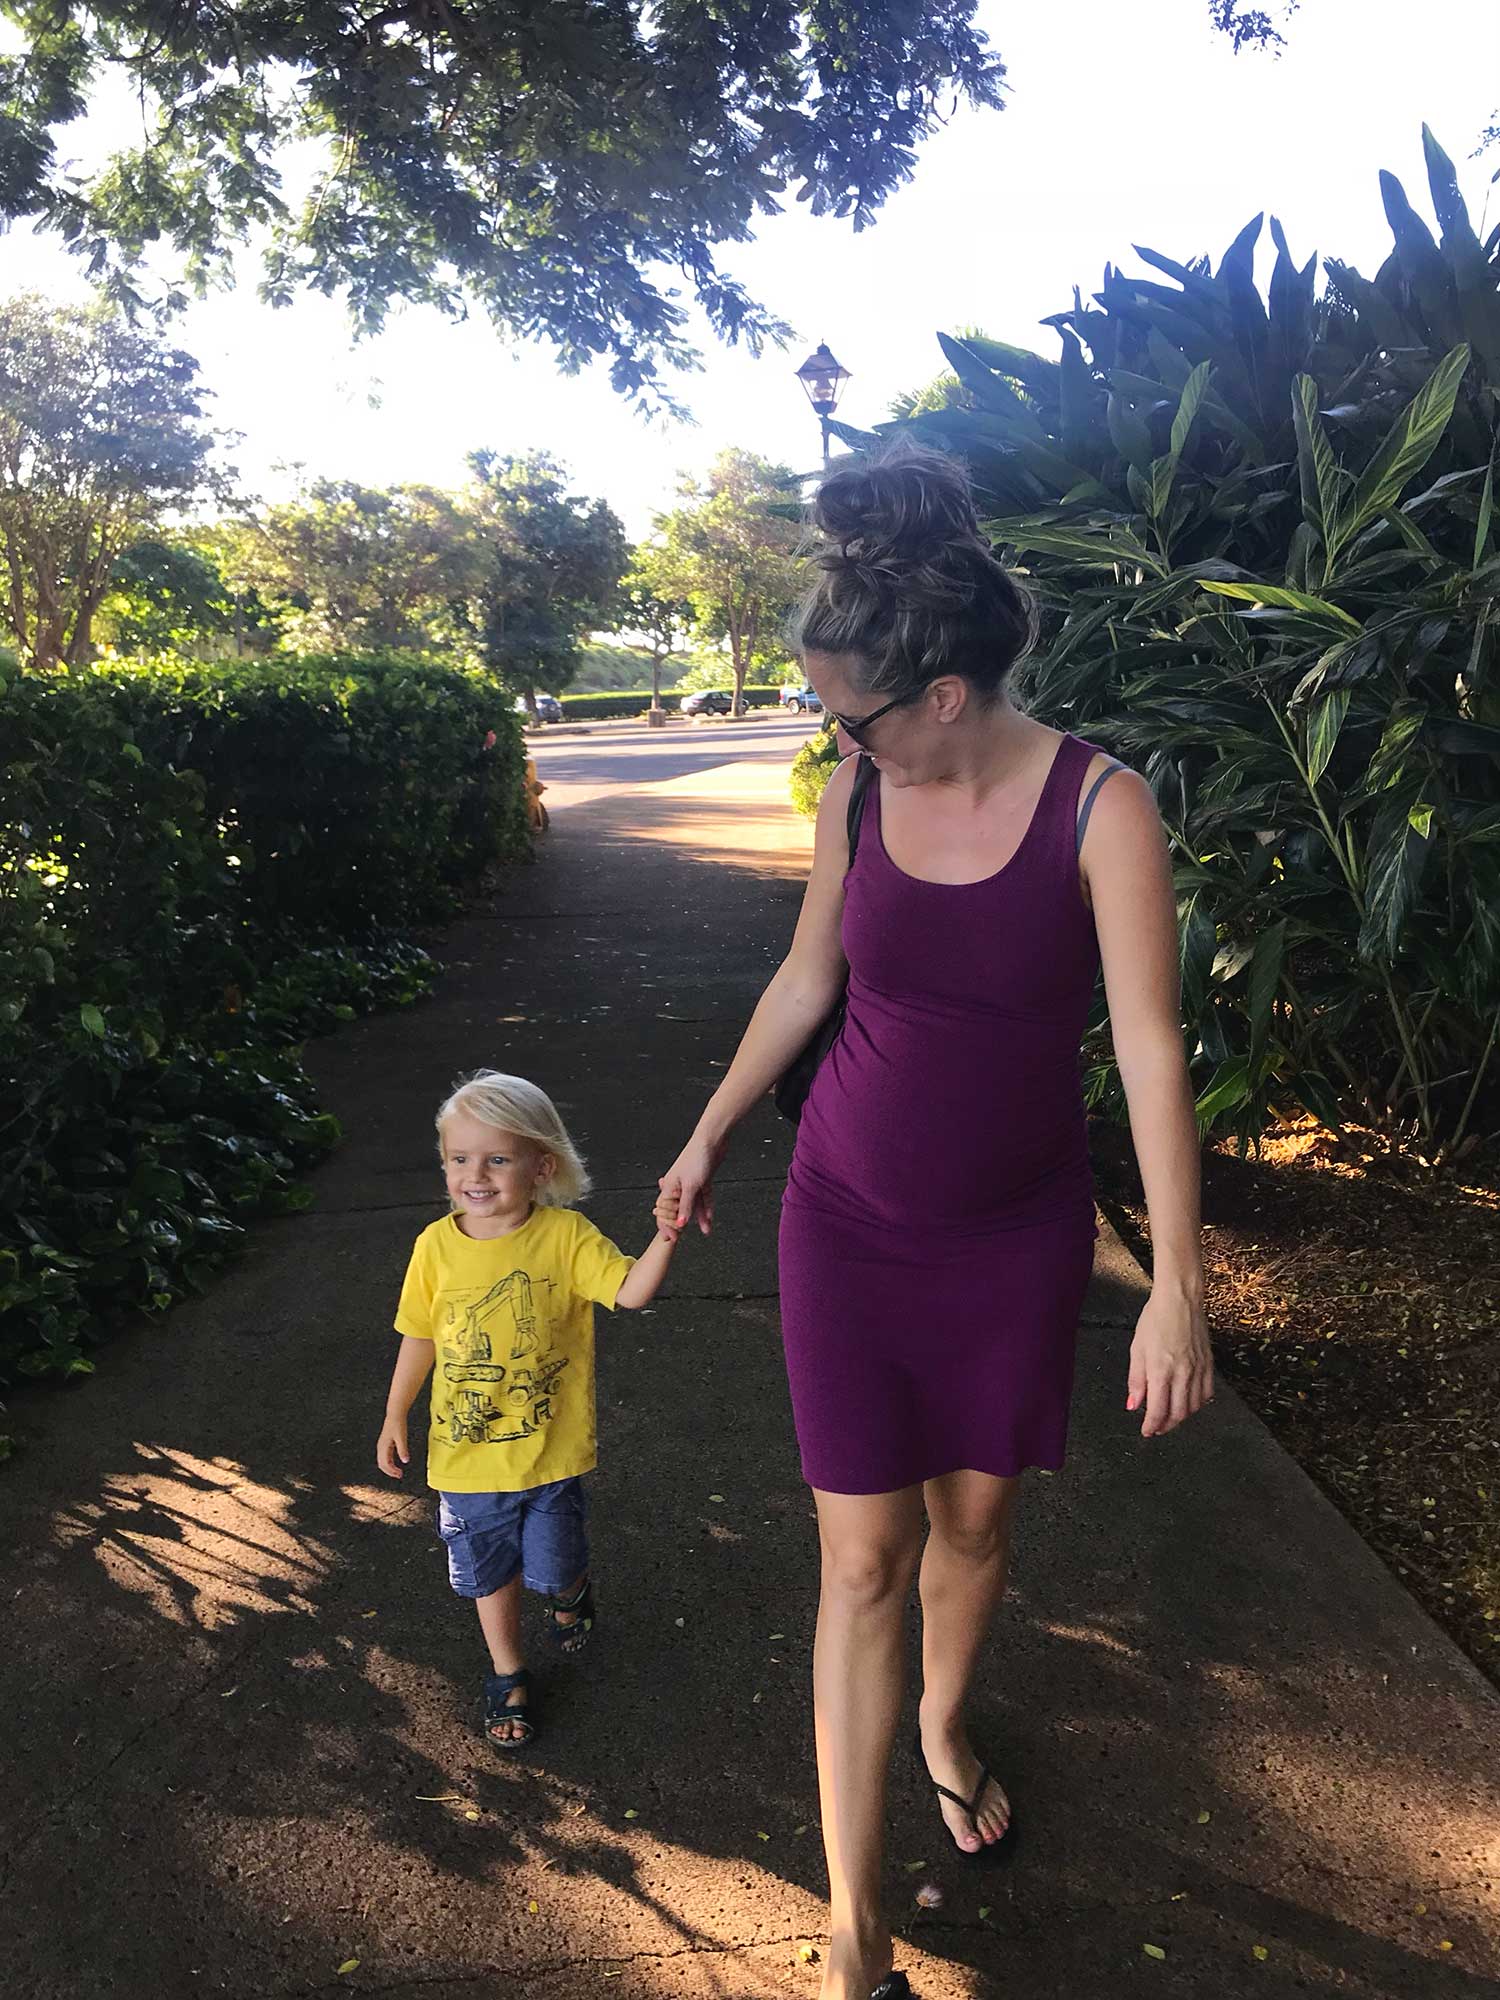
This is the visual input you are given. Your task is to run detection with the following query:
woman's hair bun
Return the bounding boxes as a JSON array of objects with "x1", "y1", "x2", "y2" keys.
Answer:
[
  {"x1": 790, "y1": 436, "x2": 1037, "y2": 700},
  {"x1": 814, "y1": 437, "x2": 978, "y2": 565}
]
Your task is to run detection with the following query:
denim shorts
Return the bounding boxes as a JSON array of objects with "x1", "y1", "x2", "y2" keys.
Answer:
[{"x1": 436, "y1": 1477, "x2": 589, "y2": 1599}]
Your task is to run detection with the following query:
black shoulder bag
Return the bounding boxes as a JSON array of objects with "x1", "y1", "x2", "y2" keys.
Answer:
[{"x1": 772, "y1": 754, "x2": 876, "y2": 1124}]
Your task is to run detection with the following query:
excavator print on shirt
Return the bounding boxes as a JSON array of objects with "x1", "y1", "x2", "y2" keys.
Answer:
[{"x1": 437, "y1": 1268, "x2": 570, "y2": 1447}]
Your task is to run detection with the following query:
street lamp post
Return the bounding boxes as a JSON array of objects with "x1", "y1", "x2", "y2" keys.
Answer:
[{"x1": 795, "y1": 342, "x2": 852, "y2": 467}]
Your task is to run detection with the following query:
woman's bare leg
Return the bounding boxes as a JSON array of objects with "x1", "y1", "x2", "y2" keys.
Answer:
[
  {"x1": 812, "y1": 1485, "x2": 925, "y2": 2000},
  {"x1": 916, "y1": 1469, "x2": 1021, "y2": 1852}
]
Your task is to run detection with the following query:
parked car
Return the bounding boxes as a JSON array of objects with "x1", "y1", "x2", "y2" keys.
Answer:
[
  {"x1": 681, "y1": 688, "x2": 734, "y2": 717},
  {"x1": 513, "y1": 693, "x2": 564, "y2": 723},
  {"x1": 780, "y1": 684, "x2": 823, "y2": 715}
]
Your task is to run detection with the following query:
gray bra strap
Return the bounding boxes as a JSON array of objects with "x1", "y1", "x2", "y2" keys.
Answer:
[{"x1": 1075, "y1": 760, "x2": 1126, "y2": 855}]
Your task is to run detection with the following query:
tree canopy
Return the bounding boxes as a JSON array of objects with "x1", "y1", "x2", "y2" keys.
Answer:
[
  {"x1": 643, "y1": 449, "x2": 804, "y2": 712},
  {"x1": 0, "y1": 293, "x2": 222, "y2": 668},
  {"x1": 228, "y1": 479, "x2": 487, "y2": 655},
  {"x1": 0, "y1": 2, "x2": 1006, "y2": 408},
  {"x1": 468, "y1": 452, "x2": 629, "y2": 693}
]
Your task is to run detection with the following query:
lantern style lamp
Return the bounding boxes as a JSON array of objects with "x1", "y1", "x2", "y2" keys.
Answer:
[{"x1": 795, "y1": 342, "x2": 852, "y2": 465}]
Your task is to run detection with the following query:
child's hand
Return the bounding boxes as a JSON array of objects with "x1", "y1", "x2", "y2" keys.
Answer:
[
  {"x1": 652, "y1": 1188, "x2": 684, "y2": 1238},
  {"x1": 376, "y1": 1415, "x2": 409, "y2": 1478}
]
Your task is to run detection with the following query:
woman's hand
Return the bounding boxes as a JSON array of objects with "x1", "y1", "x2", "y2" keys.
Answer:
[
  {"x1": 1126, "y1": 1284, "x2": 1214, "y2": 1437},
  {"x1": 659, "y1": 1131, "x2": 727, "y2": 1236}
]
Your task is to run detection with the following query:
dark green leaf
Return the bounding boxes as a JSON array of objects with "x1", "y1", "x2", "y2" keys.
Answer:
[
  {"x1": 1247, "y1": 921, "x2": 1286, "y2": 1065},
  {"x1": 1305, "y1": 690, "x2": 1351, "y2": 784}
]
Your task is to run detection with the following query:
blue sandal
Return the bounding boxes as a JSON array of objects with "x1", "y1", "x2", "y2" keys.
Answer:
[
  {"x1": 542, "y1": 1575, "x2": 595, "y2": 1654},
  {"x1": 483, "y1": 1667, "x2": 534, "y2": 1749}
]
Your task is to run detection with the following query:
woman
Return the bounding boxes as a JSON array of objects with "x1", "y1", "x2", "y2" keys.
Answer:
[{"x1": 659, "y1": 442, "x2": 1213, "y2": 2000}]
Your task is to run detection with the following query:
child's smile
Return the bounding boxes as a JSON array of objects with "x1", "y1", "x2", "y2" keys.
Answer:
[{"x1": 441, "y1": 1112, "x2": 554, "y2": 1237}]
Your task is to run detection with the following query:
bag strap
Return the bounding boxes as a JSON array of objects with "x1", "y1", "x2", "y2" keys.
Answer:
[
  {"x1": 1075, "y1": 758, "x2": 1126, "y2": 856},
  {"x1": 846, "y1": 752, "x2": 876, "y2": 856}
]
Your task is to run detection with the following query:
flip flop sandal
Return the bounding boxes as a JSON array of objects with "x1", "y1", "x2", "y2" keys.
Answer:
[
  {"x1": 913, "y1": 1730, "x2": 1015, "y2": 1866},
  {"x1": 542, "y1": 1575, "x2": 595, "y2": 1654},
  {"x1": 871, "y1": 1975, "x2": 912, "y2": 1999},
  {"x1": 483, "y1": 1668, "x2": 535, "y2": 1750}
]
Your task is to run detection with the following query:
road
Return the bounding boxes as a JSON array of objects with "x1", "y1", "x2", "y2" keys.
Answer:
[{"x1": 527, "y1": 711, "x2": 822, "y2": 811}]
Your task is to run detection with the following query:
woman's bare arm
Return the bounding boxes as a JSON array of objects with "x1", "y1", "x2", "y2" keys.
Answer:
[
  {"x1": 660, "y1": 754, "x2": 860, "y2": 1232},
  {"x1": 1082, "y1": 766, "x2": 1214, "y2": 1436}
]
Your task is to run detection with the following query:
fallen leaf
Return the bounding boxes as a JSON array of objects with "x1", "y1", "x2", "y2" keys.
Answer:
[
  {"x1": 756, "y1": 1831, "x2": 770, "y2": 1841},
  {"x1": 624, "y1": 1809, "x2": 639, "y2": 1820},
  {"x1": 1196, "y1": 1810, "x2": 1211, "y2": 1824},
  {"x1": 708, "y1": 1494, "x2": 725, "y2": 1503},
  {"x1": 903, "y1": 1860, "x2": 928, "y2": 1872},
  {"x1": 337, "y1": 1961, "x2": 359, "y2": 1976},
  {"x1": 978, "y1": 1906, "x2": 991, "y2": 1921},
  {"x1": 793, "y1": 1824, "x2": 808, "y2": 1836},
  {"x1": 220, "y1": 1687, "x2": 239, "y2": 1699},
  {"x1": 752, "y1": 1691, "x2": 763, "y2": 1703},
  {"x1": 674, "y1": 1617, "x2": 685, "y2": 1627},
  {"x1": 1143, "y1": 1943, "x2": 1166, "y2": 1960},
  {"x1": 769, "y1": 1632, "x2": 786, "y2": 1640},
  {"x1": 798, "y1": 1943, "x2": 819, "y2": 1963},
  {"x1": 1253, "y1": 1945, "x2": 1268, "y2": 1961},
  {"x1": 1440, "y1": 1941, "x2": 1453, "y2": 1952},
  {"x1": 464, "y1": 1810, "x2": 480, "y2": 1822},
  {"x1": 362, "y1": 1610, "x2": 377, "y2": 1618},
  {"x1": 1170, "y1": 1893, "x2": 1187, "y2": 1903}
]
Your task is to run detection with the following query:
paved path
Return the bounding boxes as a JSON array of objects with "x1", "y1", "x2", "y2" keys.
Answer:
[
  {"x1": 526, "y1": 711, "x2": 820, "y2": 810},
  {"x1": 1, "y1": 746, "x2": 1497, "y2": 1999}
]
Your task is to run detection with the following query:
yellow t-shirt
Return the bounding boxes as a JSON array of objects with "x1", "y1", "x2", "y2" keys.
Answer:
[{"x1": 394, "y1": 1207, "x2": 635, "y2": 1493}]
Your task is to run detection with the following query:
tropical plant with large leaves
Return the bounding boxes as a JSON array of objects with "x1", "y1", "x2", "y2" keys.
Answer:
[{"x1": 840, "y1": 129, "x2": 1500, "y2": 1161}]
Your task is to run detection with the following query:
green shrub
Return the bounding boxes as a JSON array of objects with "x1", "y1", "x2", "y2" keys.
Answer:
[
  {"x1": 0, "y1": 652, "x2": 529, "y2": 1391},
  {"x1": 789, "y1": 730, "x2": 840, "y2": 817},
  {"x1": 557, "y1": 689, "x2": 664, "y2": 718},
  {"x1": 557, "y1": 685, "x2": 785, "y2": 718},
  {"x1": 854, "y1": 130, "x2": 1500, "y2": 1160}
]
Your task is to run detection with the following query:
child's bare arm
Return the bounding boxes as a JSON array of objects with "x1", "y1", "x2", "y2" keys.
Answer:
[
  {"x1": 377, "y1": 1335, "x2": 435, "y2": 1477},
  {"x1": 613, "y1": 1204, "x2": 681, "y2": 1311}
]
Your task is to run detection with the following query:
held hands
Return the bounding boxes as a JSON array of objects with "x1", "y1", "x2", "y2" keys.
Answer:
[
  {"x1": 651, "y1": 1186, "x2": 684, "y2": 1239},
  {"x1": 1127, "y1": 1283, "x2": 1215, "y2": 1438},
  {"x1": 376, "y1": 1415, "x2": 410, "y2": 1478},
  {"x1": 658, "y1": 1132, "x2": 727, "y2": 1237}
]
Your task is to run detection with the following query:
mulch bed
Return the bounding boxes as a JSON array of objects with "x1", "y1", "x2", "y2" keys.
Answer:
[{"x1": 1090, "y1": 1117, "x2": 1500, "y2": 1692}]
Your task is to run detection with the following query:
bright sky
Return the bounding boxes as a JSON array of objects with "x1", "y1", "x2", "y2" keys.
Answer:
[{"x1": 2, "y1": 0, "x2": 1497, "y2": 537}]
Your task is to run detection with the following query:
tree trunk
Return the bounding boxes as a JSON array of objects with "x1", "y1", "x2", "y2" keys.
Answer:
[{"x1": 727, "y1": 599, "x2": 746, "y2": 717}]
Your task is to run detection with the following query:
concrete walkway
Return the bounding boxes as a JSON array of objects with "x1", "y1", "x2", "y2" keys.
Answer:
[{"x1": 1, "y1": 752, "x2": 1497, "y2": 2000}]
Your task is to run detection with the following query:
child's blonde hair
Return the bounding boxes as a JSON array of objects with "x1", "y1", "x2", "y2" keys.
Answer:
[{"x1": 435, "y1": 1070, "x2": 591, "y2": 1207}]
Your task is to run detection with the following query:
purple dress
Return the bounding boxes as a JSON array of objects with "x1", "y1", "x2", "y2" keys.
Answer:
[{"x1": 778, "y1": 733, "x2": 1106, "y2": 1495}]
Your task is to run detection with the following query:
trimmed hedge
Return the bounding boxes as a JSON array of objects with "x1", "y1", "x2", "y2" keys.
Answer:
[
  {"x1": 556, "y1": 685, "x2": 786, "y2": 719},
  {"x1": 0, "y1": 652, "x2": 529, "y2": 1400}
]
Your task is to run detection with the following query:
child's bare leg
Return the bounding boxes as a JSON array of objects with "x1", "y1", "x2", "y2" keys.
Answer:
[{"x1": 475, "y1": 1577, "x2": 528, "y2": 1739}]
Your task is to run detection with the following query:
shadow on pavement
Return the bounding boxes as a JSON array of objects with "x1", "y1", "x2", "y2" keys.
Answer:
[{"x1": 1, "y1": 778, "x2": 1497, "y2": 1999}]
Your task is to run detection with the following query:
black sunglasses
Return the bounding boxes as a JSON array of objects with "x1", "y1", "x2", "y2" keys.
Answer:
[{"x1": 821, "y1": 687, "x2": 921, "y2": 746}]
